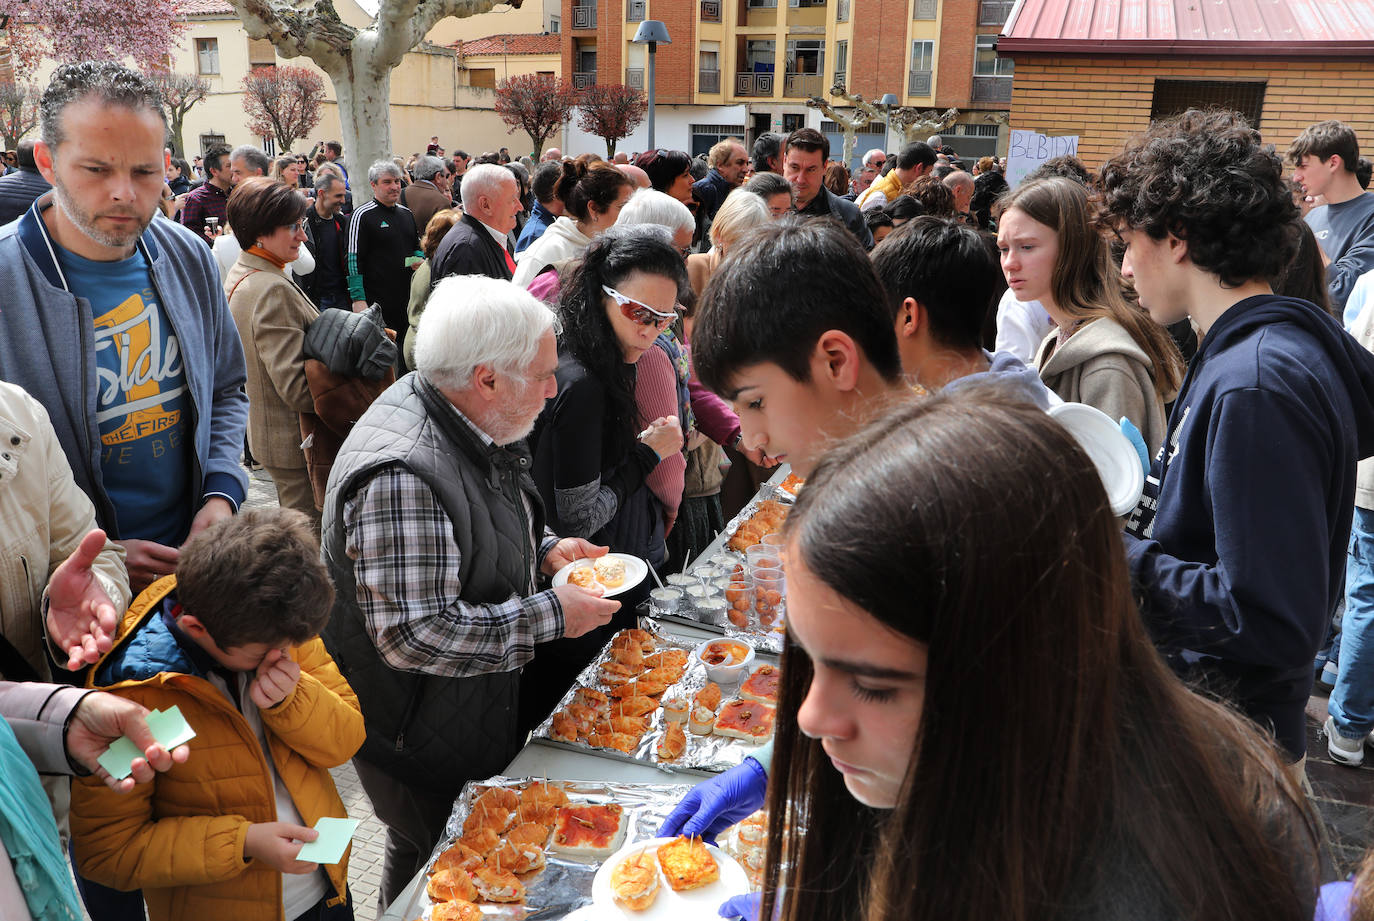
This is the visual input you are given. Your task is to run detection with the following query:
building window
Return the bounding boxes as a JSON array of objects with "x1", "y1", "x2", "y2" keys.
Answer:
[
  {"x1": 549, "y1": 15, "x2": 560, "y2": 33},
  {"x1": 1150, "y1": 79, "x2": 1265, "y2": 127},
  {"x1": 909, "y1": 39, "x2": 934, "y2": 96},
  {"x1": 782, "y1": 114, "x2": 804, "y2": 132},
  {"x1": 749, "y1": 0, "x2": 778, "y2": 8},
  {"x1": 973, "y1": 33, "x2": 1013, "y2": 76},
  {"x1": 470, "y1": 68, "x2": 497, "y2": 89},
  {"x1": 248, "y1": 38, "x2": 276, "y2": 67},
  {"x1": 690, "y1": 123, "x2": 748, "y2": 158},
  {"x1": 195, "y1": 38, "x2": 219, "y2": 75},
  {"x1": 833, "y1": 40, "x2": 847, "y2": 91},
  {"x1": 198, "y1": 132, "x2": 226, "y2": 154}
]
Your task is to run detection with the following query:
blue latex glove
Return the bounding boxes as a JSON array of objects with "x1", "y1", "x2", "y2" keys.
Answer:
[
  {"x1": 719, "y1": 892, "x2": 761, "y2": 920},
  {"x1": 657, "y1": 756, "x2": 768, "y2": 844},
  {"x1": 1118, "y1": 416, "x2": 1150, "y2": 475}
]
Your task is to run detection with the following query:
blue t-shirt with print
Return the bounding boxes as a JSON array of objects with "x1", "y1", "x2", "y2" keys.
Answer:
[{"x1": 54, "y1": 244, "x2": 193, "y2": 546}]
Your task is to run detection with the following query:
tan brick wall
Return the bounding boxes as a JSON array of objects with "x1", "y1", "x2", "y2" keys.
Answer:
[
  {"x1": 1008, "y1": 55, "x2": 1374, "y2": 170},
  {"x1": 653, "y1": 0, "x2": 696, "y2": 105},
  {"x1": 934, "y1": 0, "x2": 975, "y2": 109}
]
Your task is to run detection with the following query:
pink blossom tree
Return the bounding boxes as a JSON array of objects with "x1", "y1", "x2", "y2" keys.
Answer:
[
  {"x1": 241, "y1": 65, "x2": 326, "y2": 152},
  {"x1": 0, "y1": 0, "x2": 186, "y2": 75},
  {"x1": 0, "y1": 82, "x2": 40, "y2": 150},
  {"x1": 149, "y1": 71, "x2": 210, "y2": 158}
]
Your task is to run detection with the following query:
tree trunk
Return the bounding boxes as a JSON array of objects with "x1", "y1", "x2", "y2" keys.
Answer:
[
  {"x1": 606, "y1": 136, "x2": 616, "y2": 157},
  {"x1": 327, "y1": 61, "x2": 392, "y2": 206},
  {"x1": 168, "y1": 119, "x2": 185, "y2": 158},
  {"x1": 841, "y1": 127, "x2": 858, "y2": 167}
]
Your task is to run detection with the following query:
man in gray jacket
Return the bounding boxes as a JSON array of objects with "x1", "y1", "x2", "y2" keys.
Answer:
[
  {"x1": 0, "y1": 140, "x2": 50, "y2": 225},
  {"x1": 0, "y1": 62, "x2": 248, "y2": 597}
]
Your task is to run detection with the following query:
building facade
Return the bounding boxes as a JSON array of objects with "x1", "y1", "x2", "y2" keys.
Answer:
[{"x1": 558, "y1": 0, "x2": 1015, "y2": 164}]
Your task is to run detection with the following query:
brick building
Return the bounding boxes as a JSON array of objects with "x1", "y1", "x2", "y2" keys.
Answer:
[
  {"x1": 560, "y1": 0, "x2": 1017, "y2": 164},
  {"x1": 998, "y1": 0, "x2": 1374, "y2": 169}
]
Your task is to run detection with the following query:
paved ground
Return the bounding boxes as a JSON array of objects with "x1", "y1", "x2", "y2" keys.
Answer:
[{"x1": 242, "y1": 467, "x2": 393, "y2": 919}]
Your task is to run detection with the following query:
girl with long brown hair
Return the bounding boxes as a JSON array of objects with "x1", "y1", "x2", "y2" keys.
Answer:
[
  {"x1": 691, "y1": 386, "x2": 1319, "y2": 921},
  {"x1": 998, "y1": 177, "x2": 1184, "y2": 450}
]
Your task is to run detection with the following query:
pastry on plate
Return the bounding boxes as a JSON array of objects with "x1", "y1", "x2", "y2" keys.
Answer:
[
  {"x1": 472, "y1": 865, "x2": 525, "y2": 902},
  {"x1": 586, "y1": 731, "x2": 640, "y2": 753},
  {"x1": 431, "y1": 841, "x2": 483, "y2": 875},
  {"x1": 608, "y1": 642, "x2": 644, "y2": 669},
  {"x1": 610, "y1": 849, "x2": 661, "y2": 911},
  {"x1": 474, "y1": 787, "x2": 520, "y2": 812},
  {"x1": 714, "y1": 699, "x2": 777, "y2": 741},
  {"x1": 521, "y1": 781, "x2": 569, "y2": 810},
  {"x1": 657, "y1": 721, "x2": 686, "y2": 761},
  {"x1": 551, "y1": 803, "x2": 626, "y2": 859},
  {"x1": 505, "y1": 822, "x2": 551, "y2": 849},
  {"x1": 594, "y1": 556, "x2": 628, "y2": 588},
  {"x1": 567, "y1": 566, "x2": 600, "y2": 591},
  {"x1": 611, "y1": 695, "x2": 657, "y2": 719},
  {"x1": 430, "y1": 899, "x2": 483, "y2": 921},
  {"x1": 461, "y1": 802, "x2": 512, "y2": 836},
  {"x1": 740, "y1": 664, "x2": 781, "y2": 705},
  {"x1": 571, "y1": 686, "x2": 610, "y2": 714},
  {"x1": 656, "y1": 835, "x2": 720, "y2": 892},
  {"x1": 643, "y1": 649, "x2": 689, "y2": 670},
  {"x1": 490, "y1": 839, "x2": 545, "y2": 875},
  {"x1": 594, "y1": 714, "x2": 649, "y2": 736},
  {"x1": 426, "y1": 867, "x2": 478, "y2": 902},
  {"x1": 550, "y1": 710, "x2": 579, "y2": 743},
  {"x1": 458, "y1": 827, "x2": 500, "y2": 856}
]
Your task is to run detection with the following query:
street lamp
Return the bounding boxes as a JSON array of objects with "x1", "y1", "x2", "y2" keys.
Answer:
[
  {"x1": 878, "y1": 92, "x2": 899, "y2": 157},
  {"x1": 631, "y1": 20, "x2": 672, "y2": 150}
]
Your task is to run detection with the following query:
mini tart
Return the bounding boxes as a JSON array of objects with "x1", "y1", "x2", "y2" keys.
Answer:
[
  {"x1": 688, "y1": 705, "x2": 716, "y2": 735},
  {"x1": 426, "y1": 867, "x2": 479, "y2": 902},
  {"x1": 431, "y1": 841, "x2": 483, "y2": 875},
  {"x1": 662, "y1": 696, "x2": 689, "y2": 723},
  {"x1": 656, "y1": 835, "x2": 720, "y2": 892},
  {"x1": 611, "y1": 849, "x2": 661, "y2": 911},
  {"x1": 472, "y1": 865, "x2": 525, "y2": 903}
]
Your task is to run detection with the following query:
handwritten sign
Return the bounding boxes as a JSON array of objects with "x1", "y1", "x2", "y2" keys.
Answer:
[{"x1": 1006, "y1": 129, "x2": 1080, "y2": 187}]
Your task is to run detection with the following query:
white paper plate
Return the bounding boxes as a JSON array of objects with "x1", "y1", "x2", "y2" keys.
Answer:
[
  {"x1": 590, "y1": 837, "x2": 750, "y2": 919},
  {"x1": 551, "y1": 552, "x2": 649, "y2": 598},
  {"x1": 1048, "y1": 402, "x2": 1146, "y2": 518}
]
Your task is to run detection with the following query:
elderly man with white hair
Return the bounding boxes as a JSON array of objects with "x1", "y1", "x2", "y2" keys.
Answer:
[
  {"x1": 431, "y1": 162, "x2": 523, "y2": 282},
  {"x1": 346, "y1": 159, "x2": 423, "y2": 365},
  {"x1": 322, "y1": 275, "x2": 620, "y2": 914}
]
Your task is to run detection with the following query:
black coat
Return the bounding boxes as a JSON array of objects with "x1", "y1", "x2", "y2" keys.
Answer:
[
  {"x1": 0, "y1": 169, "x2": 50, "y2": 226},
  {"x1": 431, "y1": 212, "x2": 513, "y2": 283}
]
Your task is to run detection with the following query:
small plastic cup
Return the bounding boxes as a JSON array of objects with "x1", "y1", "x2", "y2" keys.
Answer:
[
  {"x1": 752, "y1": 571, "x2": 785, "y2": 627},
  {"x1": 760, "y1": 533, "x2": 786, "y2": 549},
  {"x1": 745, "y1": 545, "x2": 782, "y2": 573}
]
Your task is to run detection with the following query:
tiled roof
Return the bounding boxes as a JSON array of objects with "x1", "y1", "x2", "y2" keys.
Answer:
[
  {"x1": 454, "y1": 33, "x2": 560, "y2": 56},
  {"x1": 180, "y1": 0, "x2": 235, "y2": 16},
  {"x1": 1001, "y1": 0, "x2": 1374, "y2": 57}
]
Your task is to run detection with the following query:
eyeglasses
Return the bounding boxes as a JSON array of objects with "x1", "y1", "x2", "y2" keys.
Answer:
[
  {"x1": 286, "y1": 219, "x2": 307, "y2": 234},
  {"x1": 602, "y1": 285, "x2": 678, "y2": 330}
]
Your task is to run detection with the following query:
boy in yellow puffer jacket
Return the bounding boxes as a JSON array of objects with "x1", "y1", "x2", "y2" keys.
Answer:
[{"x1": 70, "y1": 508, "x2": 365, "y2": 921}]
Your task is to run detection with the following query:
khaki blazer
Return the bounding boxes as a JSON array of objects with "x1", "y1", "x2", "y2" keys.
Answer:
[{"x1": 224, "y1": 252, "x2": 319, "y2": 469}]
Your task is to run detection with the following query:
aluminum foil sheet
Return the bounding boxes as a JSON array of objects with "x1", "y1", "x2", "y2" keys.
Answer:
[
  {"x1": 398, "y1": 775, "x2": 698, "y2": 920},
  {"x1": 530, "y1": 619, "x2": 778, "y2": 773}
]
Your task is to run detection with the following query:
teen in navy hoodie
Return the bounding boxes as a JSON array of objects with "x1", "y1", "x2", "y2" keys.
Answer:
[{"x1": 1100, "y1": 109, "x2": 1374, "y2": 764}]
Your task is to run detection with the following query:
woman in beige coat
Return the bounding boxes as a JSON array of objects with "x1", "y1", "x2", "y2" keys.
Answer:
[
  {"x1": 997, "y1": 177, "x2": 1184, "y2": 453},
  {"x1": 223, "y1": 177, "x2": 320, "y2": 527}
]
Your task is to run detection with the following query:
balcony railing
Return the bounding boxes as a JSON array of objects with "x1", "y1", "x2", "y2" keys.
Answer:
[
  {"x1": 913, "y1": 0, "x2": 937, "y2": 18},
  {"x1": 699, "y1": 69, "x2": 721, "y2": 94},
  {"x1": 971, "y1": 75, "x2": 1013, "y2": 103},
  {"x1": 736, "y1": 72, "x2": 775, "y2": 96},
  {"x1": 783, "y1": 73, "x2": 822, "y2": 98},
  {"x1": 627, "y1": 0, "x2": 645, "y2": 21},
  {"x1": 978, "y1": 0, "x2": 1014, "y2": 25},
  {"x1": 573, "y1": 71, "x2": 597, "y2": 89},
  {"x1": 908, "y1": 70, "x2": 931, "y2": 95},
  {"x1": 836, "y1": 0, "x2": 850, "y2": 20},
  {"x1": 626, "y1": 67, "x2": 644, "y2": 89},
  {"x1": 572, "y1": 2, "x2": 596, "y2": 29},
  {"x1": 701, "y1": 0, "x2": 722, "y2": 20}
]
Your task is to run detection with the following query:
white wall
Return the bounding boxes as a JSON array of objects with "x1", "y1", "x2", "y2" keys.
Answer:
[{"x1": 562, "y1": 104, "x2": 751, "y2": 157}]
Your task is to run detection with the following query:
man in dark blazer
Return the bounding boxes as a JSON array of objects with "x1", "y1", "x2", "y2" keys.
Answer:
[
  {"x1": 431, "y1": 163, "x2": 523, "y2": 282},
  {"x1": 783, "y1": 127, "x2": 874, "y2": 250},
  {"x1": 399, "y1": 155, "x2": 453, "y2": 244}
]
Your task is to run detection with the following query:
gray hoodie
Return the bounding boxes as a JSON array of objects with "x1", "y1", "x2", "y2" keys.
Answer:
[{"x1": 1034, "y1": 316, "x2": 1167, "y2": 453}]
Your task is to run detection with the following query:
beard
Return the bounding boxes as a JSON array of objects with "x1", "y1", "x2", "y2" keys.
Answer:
[
  {"x1": 485, "y1": 379, "x2": 544, "y2": 445},
  {"x1": 51, "y1": 172, "x2": 153, "y2": 249}
]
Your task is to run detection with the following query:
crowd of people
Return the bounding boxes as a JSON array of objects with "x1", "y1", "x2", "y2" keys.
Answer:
[{"x1": 7, "y1": 58, "x2": 1374, "y2": 921}]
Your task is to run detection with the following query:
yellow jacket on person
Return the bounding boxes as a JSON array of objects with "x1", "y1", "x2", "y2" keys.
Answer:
[
  {"x1": 70, "y1": 575, "x2": 365, "y2": 921},
  {"x1": 856, "y1": 168, "x2": 904, "y2": 210}
]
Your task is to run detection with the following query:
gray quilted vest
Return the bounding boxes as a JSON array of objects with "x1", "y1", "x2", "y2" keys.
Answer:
[{"x1": 321, "y1": 372, "x2": 544, "y2": 799}]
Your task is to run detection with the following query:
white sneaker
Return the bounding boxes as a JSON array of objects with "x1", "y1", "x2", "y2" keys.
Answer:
[{"x1": 1325, "y1": 716, "x2": 1366, "y2": 767}]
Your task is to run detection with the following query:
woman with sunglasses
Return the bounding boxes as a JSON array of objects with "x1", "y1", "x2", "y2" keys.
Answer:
[
  {"x1": 223, "y1": 177, "x2": 322, "y2": 527},
  {"x1": 671, "y1": 386, "x2": 1320, "y2": 921},
  {"x1": 521, "y1": 227, "x2": 687, "y2": 729}
]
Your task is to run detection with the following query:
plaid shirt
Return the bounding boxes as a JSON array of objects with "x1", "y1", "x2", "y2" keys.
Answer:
[
  {"x1": 179, "y1": 181, "x2": 228, "y2": 246},
  {"x1": 342, "y1": 418, "x2": 565, "y2": 678}
]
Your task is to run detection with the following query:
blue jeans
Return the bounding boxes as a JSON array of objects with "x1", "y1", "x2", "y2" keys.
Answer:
[{"x1": 1330, "y1": 506, "x2": 1374, "y2": 738}]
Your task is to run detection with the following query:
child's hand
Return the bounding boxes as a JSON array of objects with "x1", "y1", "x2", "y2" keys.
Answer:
[
  {"x1": 244, "y1": 821, "x2": 319, "y2": 874},
  {"x1": 249, "y1": 648, "x2": 301, "y2": 710}
]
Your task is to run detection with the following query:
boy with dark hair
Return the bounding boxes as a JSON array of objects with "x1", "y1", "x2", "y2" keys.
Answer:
[
  {"x1": 1100, "y1": 108, "x2": 1374, "y2": 768},
  {"x1": 1289, "y1": 120, "x2": 1374, "y2": 316},
  {"x1": 70, "y1": 508, "x2": 365, "y2": 921},
  {"x1": 781, "y1": 128, "x2": 872, "y2": 248},
  {"x1": 871, "y1": 216, "x2": 1054, "y2": 408},
  {"x1": 693, "y1": 217, "x2": 903, "y2": 475}
]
